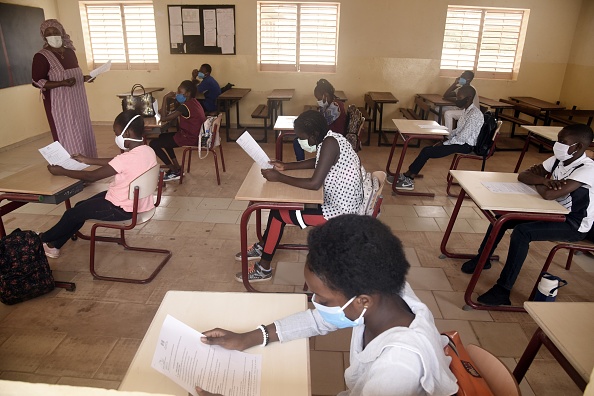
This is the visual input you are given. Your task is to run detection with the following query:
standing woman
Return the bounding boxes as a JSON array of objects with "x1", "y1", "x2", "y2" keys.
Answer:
[{"x1": 32, "y1": 19, "x2": 97, "y2": 158}]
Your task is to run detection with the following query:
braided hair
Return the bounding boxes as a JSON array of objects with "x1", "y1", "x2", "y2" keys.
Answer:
[
  {"x1": 314, "y1": 78, "x2": 336, "y2": 100},
  {"x1": 179, "y1": 80, "x2": 197, "y2": 98},
  {"x1": 294, "y1": 110, "x2": 328, "y2": 144}
]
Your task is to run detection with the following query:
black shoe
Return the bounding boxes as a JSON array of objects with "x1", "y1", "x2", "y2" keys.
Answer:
[
  {"x1": 477, "y1": 284, "x2": 511, "y2": 306},
  {"x1": 461, "y1": 257, "x2": 491, "y2": 274}
]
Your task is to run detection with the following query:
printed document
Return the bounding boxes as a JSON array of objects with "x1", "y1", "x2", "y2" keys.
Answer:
[
  {"x1": 236, "y1": 131, "x2": 273, "y2": 169},
  {"x1": 39, "y1": 142, "x2": 89, "y2": 171},
  {"x1": 481, "y1": 181, "x2": 538, "y2": 194},
  {"x1": 89, "y1": 60, "x2": 111, "y2": 81},
  {"x1": 151, "y1": 315, "x2": 262, "y2": 396}
]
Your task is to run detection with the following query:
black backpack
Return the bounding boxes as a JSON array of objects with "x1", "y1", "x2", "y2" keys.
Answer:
[
  {"x1": 473, "y1": 111, "x2": 498, "y2": 161},
  {"x1": 0, "y1": 229, "x2": 55, "y2": 305}
]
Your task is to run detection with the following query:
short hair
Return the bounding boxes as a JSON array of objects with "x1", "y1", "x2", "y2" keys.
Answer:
[
  {"x1": 458, "y1": 85, "x2": 476, "y2": 101},
  {"x1": 293, "y1": 110, "x2": 328, "y2": 143},
  {"x1": 462, "y1": 70, "x2": 475, "y2": 80},
  {"x1": 114, "y1": 110, "x2": 144, "y2": 137},
  {"x1": 562, "y1": 123, "x2": 594, "y2": 145},
  {"x1": 306, "y1": 215, "x2": 410, "y2": 297},
  {"x1": 314, "y1": 78, "x2": 335, "y2": 98},
  {"x1": 201, "y1": 63, "x2": 212, "y2": 73},
  {"x1": 179, "y1": 80, "x2": 197, "y2": 98}
]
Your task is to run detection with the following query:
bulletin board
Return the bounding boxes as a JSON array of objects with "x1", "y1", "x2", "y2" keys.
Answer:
[{"x1": 167, "y1": 5, "x2": 236, "y2": 55}]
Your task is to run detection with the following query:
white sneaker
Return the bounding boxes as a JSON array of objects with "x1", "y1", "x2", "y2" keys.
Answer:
[{"x1": 43, "y1": 243, "x2": 60, "y2": 259}]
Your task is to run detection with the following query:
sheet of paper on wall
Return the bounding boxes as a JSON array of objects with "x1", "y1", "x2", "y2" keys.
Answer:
[
  {"x1": 216, "y1": 8, "x2": 235, "y2": 35},
  {"x1": 236, "y1": 131, "x2": 273, "y2": 169},
  {"x1": 169, "y1": 6, "x2": 182, "y2": 25},
  {"x1": 481, "y1": 181, "x2": 538, "y2": 194},
  {"x1": 203, "y1": 9, "x2": 217, "y2": 30},
  {"x1": 218, "y1": 35, "x2": 234, "y2": 54},
  {"x1": 183, "y1": 22, "x2": 201, "y2": 36},
  {"x1": 151, "y1": 315, "x2": 262, "y2": 396},
  {"x1": 89, "y1": 60, "x2": 111, "y2": 81},
  {"x1": 204, "y1": 29, "x2": 216, "y2": 46},
  {"x1": 182, "y1": 8, "x2": 200, "y2": 22},
  {"x1": 39, "y1": 142, "x2": 90, "y2": 171},
  {"x1": 170, "y1": 25, "x2": 183, "y2": 44}
]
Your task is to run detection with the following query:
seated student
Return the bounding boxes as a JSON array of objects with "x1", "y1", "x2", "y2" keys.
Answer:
[
  {"x1": 150, "y1": 80, "x2": 206, "y2": 181},
  {"x1": 442, "y1": 70, "x2": 480, "y2": 132},
  {"x1": 393, "y1": 85, "x2": 483, "y2": 191},
  {"x1": 40, "y1": 111, "x2": 157, "y2": 259},
  {"x1": 293, "y1": 79, "x2": 347, "y2": 161},
  {"x1": 461, "y1": 124, "x2": 594, "y2": 306},
  {"x1": 191, "y1": 63, "x2": 221, "y2": 114},
  {"x1": 235, "y1": 110, "x2": 362, "y2": 282},
  {"x1": 196, "y1": 215, "x2": 459, "y2": 396}
]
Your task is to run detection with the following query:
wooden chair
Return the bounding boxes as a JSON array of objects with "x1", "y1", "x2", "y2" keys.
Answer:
[
  {"x1": 549, "y1": 109, "x2": 594, "y2": 127},
  {"x1": 399, "y1": 96, "x2": 431, "y2": 121},
  {"x1": 498, "y1": 99, "x2": 542, "y2": 137},
  {"x1": 346, "y1": 104, "x2": 365, "y2": 151},
  {"x1": 179, "y1": 113, "x2": 225, "y2": 185},
  {"x1": 446, "y1": 121, "x2": 502, "y2": 197},
  {"x1": 78, "y1": 165, "x2": 172, "y2": 284},
  {"x1": 369, "y1": 171, "x2": 387, "y2": 218},
  {"x1": 466, "y1": 344, "x2": 521, "y2": 396}
]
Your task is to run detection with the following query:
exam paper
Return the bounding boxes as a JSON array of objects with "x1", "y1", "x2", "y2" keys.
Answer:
[
  {"x1": 151, "y1": 315, "x2": 262, "y2": 396},
  {"x1": 39, "y1": 142, "x2": 89, "y2": 171},
  {"x1": 89, "y1": 60, "x2": 111, "y2": 79},
  {"x1": 236, "y1": 131, "x2": 273, "y2": 169},
  {"x1": 481, "y1": 181, "x2": 538, "y2": 194}
]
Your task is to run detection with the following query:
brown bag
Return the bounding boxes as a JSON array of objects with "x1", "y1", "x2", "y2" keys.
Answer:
[{"x1": 121, "y1": 84, "x2": 155, "y2": 117}]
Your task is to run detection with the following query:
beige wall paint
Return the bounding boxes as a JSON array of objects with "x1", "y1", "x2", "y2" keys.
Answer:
[
  {"x1": 0, "y1": 0, "x2": 588, "y2": 149},
  {"x1": 560, "y1": 0, "x2": 594, "y2": 109}
]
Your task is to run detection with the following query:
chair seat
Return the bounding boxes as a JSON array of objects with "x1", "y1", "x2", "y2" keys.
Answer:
[{"x1": 87, "y1": 207, "x2": 155, "y2": 226}]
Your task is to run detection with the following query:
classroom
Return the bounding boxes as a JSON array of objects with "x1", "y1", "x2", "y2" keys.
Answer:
[{"x1": 0, "y1": 0, "x2": 593, "y2": 395}]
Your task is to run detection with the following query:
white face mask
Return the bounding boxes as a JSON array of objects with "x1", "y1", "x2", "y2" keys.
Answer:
[
  {"x1": 553, "y1": 141, "x2": 577, "y2": 162},
  {"x1": 298, "y1": 138, "x2": 317, "y2": 153},
  {"x1": 115, "y1": 115, "x2": 144, "y2": 150},
  {"x1": 317, "y1": 98, "x2": 328, "y2": 108},
  {"x1": 46, "y1": 36, "x2": 63, "y2": 49}
]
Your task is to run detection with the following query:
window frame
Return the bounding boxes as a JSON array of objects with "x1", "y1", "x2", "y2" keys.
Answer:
[
  {"x1": 257, "y1": 1, "x2": 340, "y2": 73},
  {"x1": 439, "y1": 5, "x2": 530, "y2": 81}
]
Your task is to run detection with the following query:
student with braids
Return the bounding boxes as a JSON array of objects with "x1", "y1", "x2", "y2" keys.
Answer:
[
  {"x1": 149, "y1": 80, "x2": 206, "y2": 181},
  {"x1": 197, "y1": 216, "x2": 458, "y2": 396},
  {"x1": 293, "y1": 79, "x2": 347, "y2": 161},
  {"x1": 235, "y1": 110, "x2": 363, "y2": 282}
]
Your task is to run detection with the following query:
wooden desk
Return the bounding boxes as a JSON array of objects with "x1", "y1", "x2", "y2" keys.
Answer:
[
  {"x1": 235, "y1": 163, "x2": 323, "y2": 292},
  {"x1": 440, "y1": 171, "x2": 569, "y2": 311},
  {"x1": 334, "y1": 90, "x2": 348, "y2": 102},
  {"x1": 120, "y1": 291, "x2": 310, "y2": 395},
  {"x1": 514, "y1": 302, "x2": 594, "y2": 391},
  {"x1": 274, "y1": 116, "x2": 298, "y2": 161},
  {"x1": 385, "y1": 120, "x2": 449, "y2": 197},
  {"x1": 509, "y1": 96, "x2": 565, "y2": 125},
  {"x1": 513, "y1": 126, "x2": 563, "y2": 172},
  {"x1": 267, "y1": 89, "x2": 296, "y2": 125},
  {"x1": 217, "y1": 88, "x2": 252, "y2": 142},
  {"x1": 368, "y1": 92, "x2": 399, "y2": 146},
  {"x1": 116, "y1": 87, "x2": 164, "y2": 99},
  {"x1": 416, "y1": 94, "x2": 455, "y2": 125},
  {"x1": 479, "y1": 96, "x2": 514, "y2": 118}
]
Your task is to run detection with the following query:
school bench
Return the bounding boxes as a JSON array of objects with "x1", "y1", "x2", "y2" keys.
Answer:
[
  {"x1": 497, "y1": 99, "x2": 543, "y2": 137},
  {"x1": 548, "y1": 109, "x2": 594, "y2": 127}
]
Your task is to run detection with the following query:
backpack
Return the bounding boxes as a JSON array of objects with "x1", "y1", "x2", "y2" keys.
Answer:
[
  {"x1": 473, "y1": 111, "x2": 498, "y2": 158},
  {"x1": 198, "y1": 115, "x2": 219, "y2": 159},
  {"x1": 0, "y1": 229, "x2": 55, "y2": 305},
  {"x1": 357, "y1": 165, "x2": 380, "y2": 216}
]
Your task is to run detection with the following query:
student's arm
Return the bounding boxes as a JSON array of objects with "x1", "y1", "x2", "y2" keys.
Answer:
[
  {"x1": 443, "y1": 79, "x2": 460, "y2": 99},
  {"x1": 518, "y1": 164, "x2": 583, "y2": 200},
  {"x1": 71, "y1": 154, "x2": 111, "y2": 167},
  {"x1": 47, "y1": 164, "x2": 117, "y2": 183},
  {"x1": 159, "y1": 92, "x2": 176, "y2": 119},
  {"x1": 261, "y1": 137, "x2": 340, "y2": 190},
  {"x1": 269, "y1": 158, "x2": 316, "y2": 171},
  {"x1": 201, "y1": 323, "x2": 280, "y2": 351}
]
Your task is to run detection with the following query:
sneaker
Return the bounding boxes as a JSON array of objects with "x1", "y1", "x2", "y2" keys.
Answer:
[
  {"x1": 235, "y1": 262, "x2": 272, "y2": 283},
  {"x1": 394, "y1": 175, "x2": 414, "y2": 191},
  {"x1": 235, "y1": 242, "x2": 263, "y2": 262},
  {"x1": 43, "y1": 243, "x2": 60, "y2": 259},
  {"x1": 461, "y1": 257, "x2": 491, "y2": 274},
  {"x1": 386, "y1": 174, "x2": 404, "y2": 185},
  {"x1": 477, "y1": 284, "x2": 511, "y2": 306},
  {"x1": 163, "y1": 170, "x2": 181, "y2": 182}
]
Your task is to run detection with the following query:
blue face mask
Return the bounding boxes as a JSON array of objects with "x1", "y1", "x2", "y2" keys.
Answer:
[
  {"x1": 312, "y1": 294, "x2": 367, "y2": 328},
  {"x1": 458, "y1": 77, "x2": 467, "y2": 85},
  {"x1": 197, "y1": 72, "x2": 205, "y2": 79},
  {"x1": 176, "y1": 93, "x2": 187, "y2": 103}
]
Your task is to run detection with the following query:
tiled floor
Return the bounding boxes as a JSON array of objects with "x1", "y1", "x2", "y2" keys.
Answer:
[{"x1": 0, "y1": 126, "x2": 592, "y2": 395}]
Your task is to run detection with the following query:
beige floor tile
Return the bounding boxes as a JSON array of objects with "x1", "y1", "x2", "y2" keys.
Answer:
[
  {"x1": 403, "y1": 247, "x2": 421, "y2": 267},
  {"x1": 467, "y1": 218, "x2": 491, "y2": 234},
  {"x1": 170, "y1": 208, "x2": 210, "y2": 222},
  {"x1": 0, "y1": 371, "x2": 60, "y2": 384},
  {"x1": 433, "y1": 291, "x2": 493, "y2": 321},
  {"x1": 380, "y1": 204, "x2": 419, "y2": 217},
  {"x1": 403, "y1": 217, "x2": 441, "y2": 232},
  {"x1": 378, "y1": 216, "x2": 407, "y2": 231},
  {"x1": 443, "y1": 206, "x2": 483, "y2": 219},
  {"x1": 314, "y1": 328, "x2": 352, "y2": 352},
  {"x1": 310, "y1": 350, "x2": 345, "y2": 395},
  {"x1": 413, "y1": 205, "x2": 449, "y2": 218},
  {"x1": 0, "y1": 330, "x2": 67, "y2": 372},
  {"x1": 471, "y1": 321, "x2": 528, "y2": 358},
  {"x1": 138, "y1": 220, "x2": 181, "y2": 235},
  {"x1": 434, "y1": 217, "x2": 472, "y2": 233},
  {"x1": 57, "y1": 377, "x2": 120, "y2": 389},
  {"x1": 524, "y1": 359, "x2": 582, "y2": 396},
  {"x1": 198, "y1": 197, "x2": 234, "y2": 210},
  {"x1": 227, "y1": 199, "x2": 249, "y2": 211},
  {"x1": 94, "y1": 338, "x2": 141, "y2": 381},
  {"x1": 150, "y1": 207, "x2": 180, "y2": 221},
  {"x1": 0, "y1": 298, "x2": 74, "y2": 329},
  {"x1": 572, "y1": 252, "x2": 594, "y2": 273},
  {"x1": 407, "y1": 267, "x2": 453, "y2": 291},
  {"x1": 433, "y1": 319, "x2": 479, "y2": 345},
  {"x1": 273, "y1": 261, "x2": 306, "y2": 286},
  {"x1": 162, "y1": 196, "x2": 204, "y2": 209},
  {"x1": 499, "y1": 357, "x2": 535, "y2": 396},
  {"x1": 204, "y1": 209, "x2": 242, "y2": 224}
]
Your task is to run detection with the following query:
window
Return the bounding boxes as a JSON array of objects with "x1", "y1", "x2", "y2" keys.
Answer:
[
  {"x1": 440, "y1": 6, "x2": 530, "y2": 80},
  {"x1": 79, "y1": 2, "x2": 158, "y2": 70},
  {"x1": 257, "y1": 2, "x2": 340, "y2": 73}
]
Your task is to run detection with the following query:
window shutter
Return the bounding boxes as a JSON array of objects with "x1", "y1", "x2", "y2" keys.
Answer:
[
  {"x1": 477, "y1": 10, "x2": 525, "y2": 77},
  {"x1": 258, "y1": 3, "x2": 298, "y2": 71},
  {"x1": 440, "y1": 8, "x2": 482, "y2": 72},
  {"x1": 123, "y1": 5, "x2": 158, "y2": 67},
  {"x1": 298, "y1": 4, "x2": 338, "y2": 73},
  {"x1": 86, "y1": 5, "x2": 127, "y2": 66}
]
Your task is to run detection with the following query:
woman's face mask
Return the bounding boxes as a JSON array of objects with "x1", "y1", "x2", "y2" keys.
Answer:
[
  {"x1": 298, "y1": 138, "x2": 317, "y2": 153},
  {"x1": 46, "y1": 36, "x2": 63, "y2": 49},
  {"x1": 115, "y1": 115, "x2": 144, "y2": 150},
  {"x1": 312, "y1": 294, "x2": 367, "y2": 328}
]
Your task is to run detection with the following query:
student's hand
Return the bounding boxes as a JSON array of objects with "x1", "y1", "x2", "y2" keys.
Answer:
[
  {"x1": 62, "y1": 78, "x2": 76, "y2": 87},
  {"x1": 195, "y1": 386, "x2": 223, "y2": 396},
  {"x1": 261, "y1": 168, "x2": 281, "y2": 182},
  {"x1": 47, "y1": 165, "x2": 65, "y2": 175},
  {"x1": 164, "y1": 91, "x2": 175, "y2": 98},
  {"x1": 200, "y1": 328, "x2": 254, "y2": 351},
  {"x1": 268, "y1": 160, "x2": 286, "y2": 171},
  {"x1": 543, "y1": 179, "x2": 566, "y2": 190},
  {"x1": 527, "y1": 164, "x2": 547, "y2": 177},
  {"x1": 71, "y1": 154, "x2": 89, "y2": 164}
]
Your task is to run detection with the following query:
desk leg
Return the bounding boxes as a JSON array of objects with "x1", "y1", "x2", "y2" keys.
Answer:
[
  {"x1": 377, "y1": 103, "x2": 384, "y2": 146},
  {"x1": 235, "y1": 100, "x2": 243, "y2": 128},
  {"x1": 438, "y1": 107, "x2": 443, "y2": 125},
  {"x1": 224, "y1": 100, "x2": 233, "y2": 142},
  {"x1": 513, "y1": 132, "x2": 533, "y2": 173},
  {"x1": 385, "y1": 132, "x2": 401, "y2": 176},
  {"x1": 390, "y1": 137, "x2": 436, "y2": 197},
  {"x1": 275, "y1": 130, "x2": 295, "y2": 161}
]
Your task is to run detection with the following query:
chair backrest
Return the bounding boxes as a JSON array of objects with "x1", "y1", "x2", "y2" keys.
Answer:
[
  {"x1": 210, "y1": 113, "x2": 224, "y2": 148},
  {"x1": 370, "y1": 171, "x2": 386, "y2": 218},
  {"x1": 414, "y1": 96, "x2": 431, "y2": 120},
  {"x1": 346, "y1": 105, "x2": 364, "y2": 151},
  {"x1": 486, "y1": 121, "x2": 503, "y2": 157},
  {"x1": 466, "y1": 344, "x2": 521, "y2": 396},
  {"x1": 128, "y1": 164, "x2": 160, "y2": 201}
]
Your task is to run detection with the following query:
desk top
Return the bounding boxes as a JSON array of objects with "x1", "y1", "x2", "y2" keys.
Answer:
[
  {"x1": 509, "y1": 96, "x2": 565, "y2": 111},
  {"x1": 392, "y1": 119, "x2": 450, "y2": 136},
  {"x1": 274, "y1": 116, "x2": 298, "y2": 130},
  {"x1": 116, "y1": 87, "x2": 164, "y2": 98},
  {"x1": 479, "y1": 96, "x2": 515, "y2": 109},
  {"x1": 525, "y1": 302, "x2": 594, "y2": 381},
  {"x1": 417, "y1": 94, "x2": 454, "y2": 107},
  {"x1": 524, "y1": 126, "x2": 563, "y2": 142},
  {"x1": 218, "y1": 88, "x2": 251, "y2": 100},
  {"x1": 236, "y1": 163, "x2": 323, "y2": 204},
  {"x1": 120, "y1": 291, "x2": 310, "y2": 396},
  {"x1": 268, "y1": 89, "x2": 296, "y2": 100},
  {"x1": 368, "y1": 91, "x2": 398, "y2": 103},
  {"x1": 0, "y1": 164, "x2": 82, "y2": 196},
  {"x1": 449, "y1": 170, "x2": 569, "y2": 214},
  {"x1": 334, "y1": 90, "x2": 348, "y2": 102}
]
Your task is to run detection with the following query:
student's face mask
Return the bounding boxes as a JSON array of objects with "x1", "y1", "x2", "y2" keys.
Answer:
[
  {"x1": 553, "y1": 142, "x2": 578, "y2": 162},
  {"x1": 458, "y1": 77, "x2": 467, "y2": 85},
  {"x1": 46, "y1": 36, "x2": 63, "y2": 49},
  {"x1": 115, "y1": 115, "x2": 144, "y2": 150},
  {"x1": 317, "y1": 95, "x2": 328, "y2": 108},
  {"x1": 176, "y1": 93, "x2": 187, "y2": 103},
  {"x1": 197, "y1": 72, "x2": 205, "y2": 79},
  {"x1": 312, "y1": 294, "x2": 367, "y2": 328},
  {"x1": 298, "y1": 138, "x2": 317, "y2": 153}
]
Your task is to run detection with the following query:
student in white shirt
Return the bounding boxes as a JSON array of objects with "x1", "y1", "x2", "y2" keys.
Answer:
[
  {"x1": 394, "y1": 85, "x2": 484, "y2": 191},
  {"x1": 195, "y1": 215, "x2": 459, "y2": 396}
]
